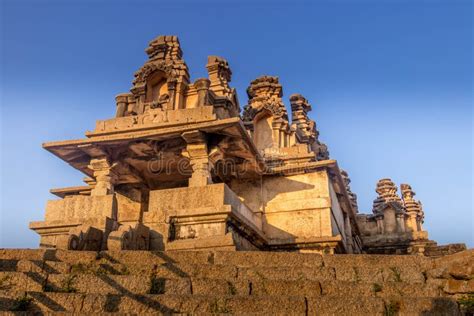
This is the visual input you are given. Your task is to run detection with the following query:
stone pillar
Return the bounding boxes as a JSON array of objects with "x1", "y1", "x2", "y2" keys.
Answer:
[
  {"x1": 279, "y1": 129, "x2": 286, "y2": 147},
  {"x1": 206, "y1": 56, "x2": 232, "y2": 97},
  {"x1": 88, "y1": 158, "x2": 118, "y2": 196},
  {"x1": 344, "y1": 215, "x2": 354, "y2": 254},
  {"x1": 194, "y1": 78, "x2": 210, "y2": 107},
  {"x1": 189, "y1": 154, "x2": 212, "y2": 187},
  {"x1": 182, "y1": 131, "x2": 213, "y2": 187},
  {"x1": 272, "y1": 128, "x2": 280, "y2": 148},
  {"x1": 272, "y1": 121, "x2": 283, "y2": 148},
  {"x1": 115, "y1": 94, "x2": 129, "y2": 117},
  {"x1": 130, "y1": 85, "x2": 146, "y2": 115},
  {"x1": 175, "y1": 82, "x2": 187, "y2": 109},
  {"x1": 396, "y1": 213, "x2": 406, "y2": 233},
  {"x1": 167, "y1": 79, "x2": 177, "y2": 110},
  {"x1": 405, "y1": 212, "x2": 418, "y2": 232},
  {"x1": 376, "y1": 215, "x2": 385, "y2": 234},
  {"x1": 289, "y1": 132, "x2": 296, "y2": 146}
]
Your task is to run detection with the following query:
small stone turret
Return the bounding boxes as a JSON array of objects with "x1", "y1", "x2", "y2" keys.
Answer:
[
  {"x1": 369, "y1": 178, "x2": 406, "y2": 236},
  {"x1": 401, "y1": 183, "x2": 425, "y2": 236},
  {"x1": 290, "y1": 94, "x2": 315, "y2": 143},
  {"x1": 242, "y1": 77, "x2": 330, "y2": 160},
  {"x1": 242, "y1": 76, "x2": 291, "y2": 155},
  {"x1": 243, "y1": 76, "x2": 288, "y2": 122},
  {"x1": 356, "y1": 178, "x2": 436, "y2": 254},
  {"x1": 146, "y1": 35, "x2": 183, "y2": 61},
  {"x1": 372, "y1": 178, "x2": 404, "y2": 215},
  {"x1": 206, "y1": 56, "x2": 232, "y2": 97},
  {"x1": 289, "y1": 93, "x2": 329, "y2": 161},
  {"x1": 340, "y1": 170, "x2": 359, "y2": 213},
  {"x1": 128, "y1": 35, "x2": 190, "y2": 114},
  {"x1": 401, "y1": 184, "x2": 423, "y2": 213}
]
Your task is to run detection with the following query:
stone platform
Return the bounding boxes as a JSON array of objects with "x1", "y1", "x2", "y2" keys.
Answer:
[{"x1": 0, "y1": 249, "x2": 472, "y2": 315}]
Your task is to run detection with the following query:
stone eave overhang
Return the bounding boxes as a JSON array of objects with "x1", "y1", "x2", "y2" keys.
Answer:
[
  {"x1": 266, "y1": 235, "x2": 343, "y2": 250},
  {"x1": 50, "y1": 186, "x2": 91, "y2": 198},
  {"x1": 42, "y1": 117, "x2": 265, "y2": 178}
]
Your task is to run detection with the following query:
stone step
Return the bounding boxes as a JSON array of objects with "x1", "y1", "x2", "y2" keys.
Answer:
[
  {"x1": 0, "y1": 270, "x2": 449, "y2": 298},
  {"x1": 319, "y1": 279, "x2": 444, "y2": 298},
  {"x1": 2, "y1": 292, "x2": 306, "y2": 314},
  {"x1": 1, "y1": 259, "x2": 71, "y2": 274},
  {"x1": 1, "y1": 249, "x2": 434, "y2": 269},
  {"x1": 0, "y1": 292, "x2": 461, "y2": 315},
  {"x1": 310, "y1": 296, "x2": 460, "y2": 316},
  {"x1": 4, "y1": 263, "x2": 420, "y2": 285},
  {"x1": 1, "y1": 249, "x2": 470, "y2": 314},
  {"x1": 0, "y1": 249, "x2": 213, "y2": 265},
  {"x1": 2, "y1": 258, "x2": 431, "y2": 285},
  {"x1": 0, "y1": 260, "x2": 436, "y2": 286},
  {"x1": 1, "y1": 249, "x2": 324, "y2": 266}
]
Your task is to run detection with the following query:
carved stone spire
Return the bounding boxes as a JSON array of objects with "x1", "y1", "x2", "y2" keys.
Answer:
[
  {"x1": 129, "y1": 35, "x2": 190, "y2": 114},
  {"x1": 400, "y1": 184, "x2": 424, "y2": 222},
  {"x1": 289, "y1": 93, "x2": 329, "y2": 160},
  {"x1": 340, "y1": 170, "x2": 359, "y2": 213},
  {"x1": 372, "y1": 178, "x2": 404, "y2": 215},
  {"x1": 145, "y1": 35, "x2": 183, "y2": 61},
  {"x1": 206, "y1": 56, "x2": 232, "y2": 97},
  {"x1": 290, "y1": 94, "x2": 316, "y2": 143},
  {"x1": 242, "y1": 76, "x2": 288, "y2": 123}
]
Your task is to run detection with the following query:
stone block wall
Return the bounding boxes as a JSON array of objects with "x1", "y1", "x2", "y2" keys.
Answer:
[{"x1": 0, "y1": 249, "x2": 471, "y2": 314}]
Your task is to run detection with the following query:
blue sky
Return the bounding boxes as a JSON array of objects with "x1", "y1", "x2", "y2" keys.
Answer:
[{"x1": 1, "y1": 0, "x2": 472, "y2": 248}]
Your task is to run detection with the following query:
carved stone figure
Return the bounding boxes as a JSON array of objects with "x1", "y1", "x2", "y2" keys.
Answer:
[
  {"x1": 56, "y1": 225, "x2": 103, "y2": 251},
  {"x1": 107, "y1": 223, "x2": 150, "y2": 251}
]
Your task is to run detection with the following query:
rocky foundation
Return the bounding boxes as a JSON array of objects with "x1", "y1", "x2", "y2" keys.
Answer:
[{"x1": 0, "y1": 249, "x2": 472, "y2": 315}]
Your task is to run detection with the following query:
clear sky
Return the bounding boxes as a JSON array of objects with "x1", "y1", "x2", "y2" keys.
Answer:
[{"x1": 1, "y1": 0, "x2": 472, "y2": 248}]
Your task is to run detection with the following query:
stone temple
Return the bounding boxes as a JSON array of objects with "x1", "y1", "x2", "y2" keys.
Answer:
[
  {"x1": 29, "y1": 35, "x2": 463, "y2": 256},
  {"x1": 1, "y1": 35, "x2": 471, "y2": 315}
]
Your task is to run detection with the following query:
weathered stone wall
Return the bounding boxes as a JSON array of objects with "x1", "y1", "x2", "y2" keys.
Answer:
[
  {"x1": 0, "y1": 249, "x2": 471, "y2": 314},
  {"x1": 328, "y1": 181, "x2": 345, "y2": 242},
  {"x1": 29, "y1": 195, "x2": 117, "y2": 249},
  {"x1": 143, "y1": 184, "x2": 265, "y2": 251},
  {"x1": 93, "y1": 106, "x2": 216, "y2": 135},
  {"x1": 230, "y1": 170, "x2": 341, "y2": 248}
]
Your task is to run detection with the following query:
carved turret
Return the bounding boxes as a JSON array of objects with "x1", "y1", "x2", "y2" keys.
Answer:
[
  {"x1": 290, "y1": 94, "x2": 315, "y2": 143},
  {"x1": 355, "y1": 178, "x2": 436, "y2": 253},
  {"x1": 372, "y1": 178, "x2": 404, "y2": 215},
  {"x1": 206, "y1": 56, "x2": 232, "y2": 97},
  {"x1": 289, "y1": 94, "x2": 329, "y2": 161},
  {"x1": 341, "y1": 170, "x2": 359, "y2": 213},
  {"x1": 401, "y1": 184, "x2": 422, "y2": 213},
  {"x1": 400, "y1": 183, "x2": 425, "y2": 236},
  {"x1": 370, "y1": 178, "x2": 405, "y2": 235},
  {"x1": 243, "y1": 76, "x2": 288, "y2": 122},
  {"x1": 242, "y1": 76, "x2": 291, "y2": 154},
  {"x1": 145, "y1": 35, "x2": 183, "y2": 61},
  {"x1": 128, "y1": 35, "x2": 190, "y2": 114}
]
